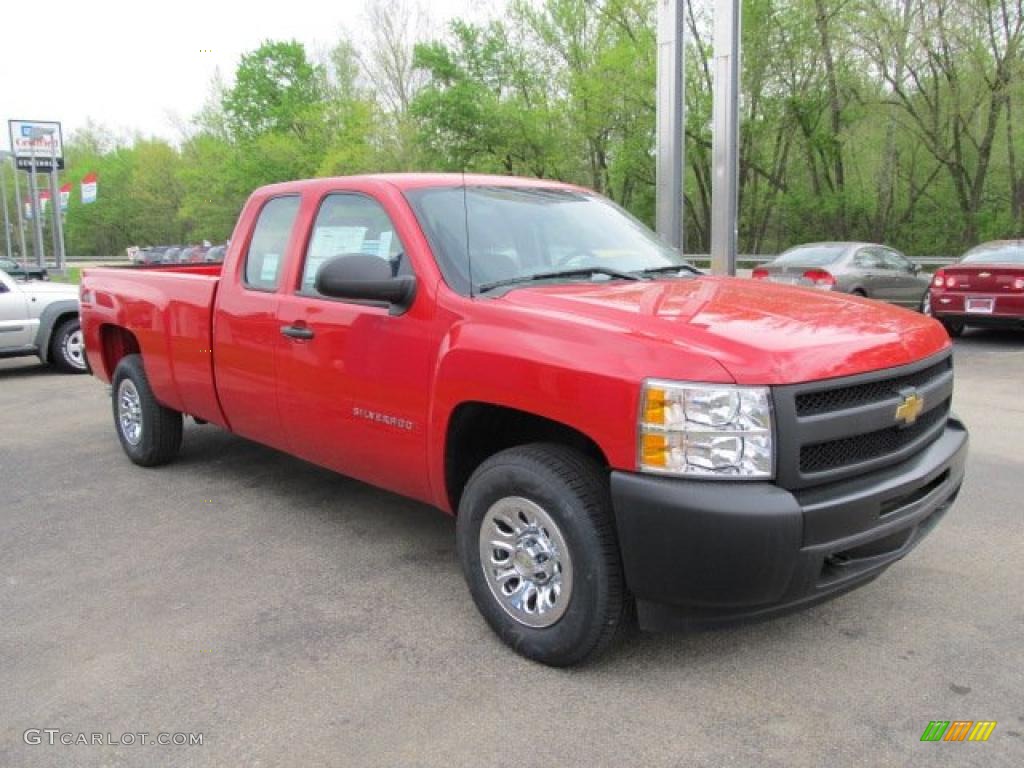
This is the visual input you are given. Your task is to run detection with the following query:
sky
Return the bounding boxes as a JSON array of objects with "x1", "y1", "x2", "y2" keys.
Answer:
[{"x1": 1, "y1": 0, "x2": 482, "y2": 150}]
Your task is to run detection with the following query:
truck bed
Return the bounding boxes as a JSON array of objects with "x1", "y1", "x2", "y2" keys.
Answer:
[{"x1": 80, "y1": 263, "x2": 227, "y2": 427}]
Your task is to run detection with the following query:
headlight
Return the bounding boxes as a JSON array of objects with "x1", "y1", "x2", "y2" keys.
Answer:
[{"x1": 639, "y1": 380, "x2": 774, "y2": 478}]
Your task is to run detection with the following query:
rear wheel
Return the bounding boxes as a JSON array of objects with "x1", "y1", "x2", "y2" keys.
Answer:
[
  {"x1": 111, "y1": 354, "x2": 183, "y2": 466},
  {"x1": 920, "y1": 291, "x2": 932, "y2": 316},
  {"x1": 456, "y1": 443, "x2": 626, "y2": 666},
  {"x1": 50, "y1": 318, "x2": 88, "y2": 373}
]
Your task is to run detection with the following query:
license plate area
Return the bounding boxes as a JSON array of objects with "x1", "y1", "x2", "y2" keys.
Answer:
[{"x1": 965, "y1": 297, "x2": 994, "y2": 314}]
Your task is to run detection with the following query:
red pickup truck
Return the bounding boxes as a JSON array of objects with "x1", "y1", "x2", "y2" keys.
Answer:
[{"x1": 80, "y1": 174, "x2": 968, "y2": 665}]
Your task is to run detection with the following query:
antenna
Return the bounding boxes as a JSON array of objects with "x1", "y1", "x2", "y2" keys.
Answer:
[{"x1": 462, "y1": 169, "x2": 474, "y2": 298}]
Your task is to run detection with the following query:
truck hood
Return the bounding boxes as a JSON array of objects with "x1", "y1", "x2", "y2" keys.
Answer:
[{"x1": 499, "y1": 277, "x2": 949, "y2": 385}]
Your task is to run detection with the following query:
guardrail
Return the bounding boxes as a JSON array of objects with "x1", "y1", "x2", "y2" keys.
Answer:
[{"x1": 685, "y1": 254, "x2": 957, "y2": 269}]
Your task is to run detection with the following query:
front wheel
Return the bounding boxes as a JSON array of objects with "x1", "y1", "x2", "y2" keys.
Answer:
[
  {"x1": 111, "y1": 354, "x2": 183, "y2": 466},
  {"x1": 456, "y1": 444, "x2": 626, "y2": 666},
  {"x1": 50, "y1": 318, "x2": 88, "y2": 373}
]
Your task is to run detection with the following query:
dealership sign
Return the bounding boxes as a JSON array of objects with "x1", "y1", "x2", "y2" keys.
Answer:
[{"x1": 7, "y1": 120, "x2": 64, "y2": 171}]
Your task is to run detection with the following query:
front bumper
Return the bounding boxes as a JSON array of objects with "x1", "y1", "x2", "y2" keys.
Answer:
[{"x1": 610, "y1": 417, "x2": 968, "y2": 631}]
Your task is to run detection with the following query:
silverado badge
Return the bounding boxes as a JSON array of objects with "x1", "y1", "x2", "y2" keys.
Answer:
[{"x1": 895, "y1": 391, "x2": 925, "y2": 426}]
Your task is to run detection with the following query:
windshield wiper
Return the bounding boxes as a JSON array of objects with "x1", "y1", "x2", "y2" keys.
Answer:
[
  {"x1": 632, "y1": 264, "x2": 702, "y2": 278},
  {"x1": 478, "y1": 267, "x2": 644, "y2": 294}
]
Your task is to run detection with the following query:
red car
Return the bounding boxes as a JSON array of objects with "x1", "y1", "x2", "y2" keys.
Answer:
[
  {"x1": 928, "y1": 240, "x2": 1024, "y2": 336},
  {"x1": 79, "y1": 174, "x2": 967, "y2": 665}
]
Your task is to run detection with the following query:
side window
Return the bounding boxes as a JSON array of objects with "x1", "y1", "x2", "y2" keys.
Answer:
[
  {"x1": 854, "y1": 249, "x2": 880, "y2": 269},
  {"x1": 245, "y1": 196, "x2": 301, "y2": 291},
  {"x1": 883, "y1": 249, "x2": 913, "y2": 272},
  {"x1": 299, "y1": 194, "x2": 407, "y2": 296}
]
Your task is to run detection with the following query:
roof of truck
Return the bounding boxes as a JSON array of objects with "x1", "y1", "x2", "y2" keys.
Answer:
[{"x1": 255, "y1": 173, "x2": 588, "y2": 196}]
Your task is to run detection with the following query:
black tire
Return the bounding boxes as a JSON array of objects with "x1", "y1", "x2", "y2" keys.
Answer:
[
  {"x1": 49, "y1": 317, "x2": 88, "y2": 374},
  {"x1": 111, "y1": 354, "x2": 183, "y2": 466},
  {"x1": 456, "y1": 443, "x2": 626, "y2": 666},
  {"x1": 941, "y1": 319, "x2": 965, "y2": 338},
  {"x1": 851, "y1": 288, "x2": 867, "y2": 297}
]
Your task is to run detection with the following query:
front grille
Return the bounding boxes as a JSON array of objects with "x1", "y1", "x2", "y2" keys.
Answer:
[
  {"x1": 796, "y1": 358, "x2": 952, "y2": 416},
  {"x1": 800, "y1": 398, "x2": 950, "y2": 473},
  {"x1": 773, "y1": 351, "x2": 955, "y2": 489}
]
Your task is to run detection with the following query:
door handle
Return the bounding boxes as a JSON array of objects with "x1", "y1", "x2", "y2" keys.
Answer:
[{"x1": 280, "y1": 324, "x2": 314, "y2": 340}]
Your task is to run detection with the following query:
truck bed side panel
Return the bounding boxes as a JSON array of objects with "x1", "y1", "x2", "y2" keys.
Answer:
[{"x1": 81, "y1": 266, "x2": 228, "y2": 428}]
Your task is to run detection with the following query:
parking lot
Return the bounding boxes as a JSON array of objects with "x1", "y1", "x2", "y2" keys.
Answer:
[{"x1": 1, "y1": 330, "x2": 1022, "y2": 768}]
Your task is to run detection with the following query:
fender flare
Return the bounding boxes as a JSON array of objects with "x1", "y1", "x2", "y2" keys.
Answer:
[{"x1": 34, "y1": 300, "x2": 79, "y2": 363}]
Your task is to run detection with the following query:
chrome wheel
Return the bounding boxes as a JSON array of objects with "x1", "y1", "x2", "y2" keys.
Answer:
[
  {"x1": 117, "y1": 379, "x2": 143, "y2": 446},
  {"x1": 63, "y1": 328, "x2": 86, "y2": 370},
  {"x1": 479, "y1": 496, "x2": 573, "y2": 628}
]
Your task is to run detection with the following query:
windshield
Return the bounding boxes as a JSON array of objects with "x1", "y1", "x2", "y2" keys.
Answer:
[
  {"x1": 773, "y1": 245, "x2": 847, "y2": 266},
  {"x1": 404, "y1": 186, "x2": 689, "y2": 295},
  {"x1": 961, "y1": 242, "x2": 1024, "y2": 264}
]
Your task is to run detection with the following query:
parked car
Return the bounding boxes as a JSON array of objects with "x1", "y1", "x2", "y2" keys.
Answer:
[
  {"x1": 927, "y1": 240, "x2": 1024, "y2": 337},
  {"x1": 161, "y1": 247, "x2": 182, "y2": 264},
  {"x1": 0, "y1": 268, "x2": 86, "y2": 372},
  {"x1": 185, "y1": 246, "x2": 209, "y2": 263},
  {"x1": 80, "y1": 174, "x2": 966, "y2": 666},
  {"x1": 130, "y1": 246, "x2": 168, "y2": 265},
  {"x1": 204, "y1": 245, "x2": 226, "y2": 263},
  {"x1": 752, "y1": 242, "x2": 931, "y2": 309},
  {"x1": 0, "y1": 258, "x2": 48, "y2": 281}
]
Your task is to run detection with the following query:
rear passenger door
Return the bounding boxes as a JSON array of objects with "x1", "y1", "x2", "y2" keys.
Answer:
[
  {"x1": 851, "y1": 247, "x2": 885, "y2": 297},
  {"x1": 879, "y1": 248, "x2": 927, "y2": 307},
  {"x1": 274, "y1": 190, "x2": 435, "y2": 503},
  {"x1": 213, "y1": 194, "x2": 302, "y2": 449}
]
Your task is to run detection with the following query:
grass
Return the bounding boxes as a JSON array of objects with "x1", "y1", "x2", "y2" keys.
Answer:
[{"x1": 49, "y1": 267, "x2": 81, "y2": 285}]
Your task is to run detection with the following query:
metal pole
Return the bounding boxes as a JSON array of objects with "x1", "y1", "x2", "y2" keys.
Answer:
[
  {"x1": 710, "y1": 0, "x2": 740, "y2": 276},
  {"x1": 656, "y1": 0, "x2": 685, "y2": 251},
  {"x1": 10, "y1": 157, "x2": 28, "y2": 262},
  {"x1": 47, "y1": 138, "x2": 65, "y2": 271},
  {"x1": 0, "y1": 160, "x2": 11, "y2": 260},
  {"x1": 27, "y1": 143, "x2": 45, "y2": 266}
]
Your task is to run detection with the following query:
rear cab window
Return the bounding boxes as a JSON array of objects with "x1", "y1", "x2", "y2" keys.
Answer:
[{"x1": 244, "y1": 196, "x2": 301, "y2": 291}]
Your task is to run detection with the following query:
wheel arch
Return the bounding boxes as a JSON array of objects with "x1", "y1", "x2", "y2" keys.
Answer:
[
  {"x1": 443, "y1": 401, "x2": 610, "y2": 514},
  {"x1": 97, "y1": 325, "x2": 142, "y2": 380},
  {"x1": 34, "y1": 301, "x2": 80, "y2": 363}
]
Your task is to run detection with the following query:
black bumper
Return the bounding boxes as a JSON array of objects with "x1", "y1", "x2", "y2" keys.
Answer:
[{"x1": 611, "y1": 417, "x2": 968, "y2": 631}]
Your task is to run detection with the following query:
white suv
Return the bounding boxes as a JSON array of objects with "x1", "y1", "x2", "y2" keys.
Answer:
[{"x1": 0, "y1": 269, "x2": 86, "y2": 373}]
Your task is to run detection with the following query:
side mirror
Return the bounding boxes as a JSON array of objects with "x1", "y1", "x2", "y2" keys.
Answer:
[
  {"x1": 315, "y1": 254, "x2": 416, "y2": 314},
  {"x1": 911, "y1": 263, "x2": 921, "y2": 275}
]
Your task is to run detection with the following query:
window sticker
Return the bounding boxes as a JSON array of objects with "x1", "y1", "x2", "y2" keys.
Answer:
[
  {"x1": 378, "y1": 230, "x2": 393, "y2": 259},
  {"x1": 310, "y1": 226, "x2": 367, "y2": 260},
  {"x1": 260, "y1": 253, "x2": 280, "y2": 282}
]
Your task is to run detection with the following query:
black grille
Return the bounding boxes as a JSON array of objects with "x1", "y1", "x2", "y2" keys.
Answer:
[
  {"x1": 796, "y1": 358, "x2": 952, "y2": 416},
  {"x1": 800, "y1": 398, "x2": 950, "y2": 474}
]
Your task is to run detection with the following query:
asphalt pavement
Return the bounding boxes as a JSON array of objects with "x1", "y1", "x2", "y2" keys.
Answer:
[{"x1": 1, "y1": 329, "x2": 1022, "y2": 767}]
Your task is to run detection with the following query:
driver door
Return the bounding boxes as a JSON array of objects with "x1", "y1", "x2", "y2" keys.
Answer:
[{"x1": 274, "y1": 190, "x2": 435, "y2": 502}]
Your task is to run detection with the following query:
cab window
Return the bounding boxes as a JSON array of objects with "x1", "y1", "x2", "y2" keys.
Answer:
[
  {"x1": 244, "y1": 196, "x2": 301, "y2": 291},
  {"x1": 299, "y1": 194, "x2": 408, "y2": 296}
]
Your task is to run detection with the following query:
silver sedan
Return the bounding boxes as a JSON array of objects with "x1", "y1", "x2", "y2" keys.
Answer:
[{"x1": 752, "y1": 242, "x2": 932, "y2": 310}]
